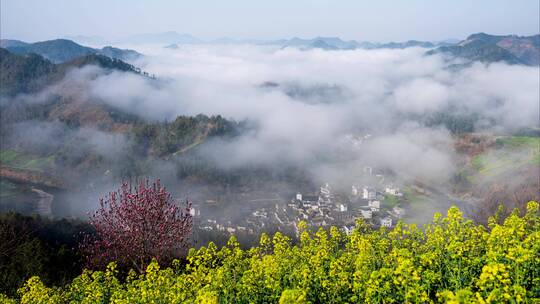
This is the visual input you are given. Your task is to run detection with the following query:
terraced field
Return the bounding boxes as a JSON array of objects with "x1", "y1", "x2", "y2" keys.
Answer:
[{"x1": 0, "y1": 149, "x2": 56, "y2": 172}]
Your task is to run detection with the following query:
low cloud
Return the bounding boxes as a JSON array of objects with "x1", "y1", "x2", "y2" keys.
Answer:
[{"x1": 5, "y1": 45, "x2": 538, "y2": 192}]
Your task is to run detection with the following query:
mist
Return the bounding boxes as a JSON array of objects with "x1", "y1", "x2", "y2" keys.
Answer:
[
  {"x1": 2, "y1": 43, "x2": 538, "y2": 221},
  {"x1": 84, "y1": 45, "x2": 538, "y2": 183}
]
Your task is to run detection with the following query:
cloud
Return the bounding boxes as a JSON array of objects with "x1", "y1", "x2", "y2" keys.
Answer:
[
  {"x1": 9, "y1": 44, "x2": 537, "y2": 189},
  {"x1": 392, "y1": 78, "x2": 449, "y2": 114},
  {"x1": 362, "y1": 124, "x2": 456, "y2": 182}
]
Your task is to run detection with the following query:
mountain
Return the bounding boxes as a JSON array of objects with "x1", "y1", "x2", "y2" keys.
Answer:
[
  {"x1": 0, "y1": 39, "x2": 29, "y2": 48},
  {"x1": 427, "y1": 33, "x2": 540, "y2": 66},
  {"x1": 0, "y1": 48, "x2": 141, "y2": 96},
  {"x1": 268, "y1": 36, "x2": 357, "y2": 50},
  {"x1": 99, "y1": 46, "x2": 141, "y2": 62},
  {"x1": 164, "y1": 44, "x2": 179, "y2": 50},
  {"x1": 5, "y1": 39, "x2": 95, "y2": 63},
  {"x1": 112, "y1": 33, "x2": 449, "y2": 50},
  {"x1": 4, "y1": 39, "x2": 142, "y2": 63},
  {"x1": 43, "y1": 32, "x2": 456, "y2": 51},
  {"x1": 309, "y1": 37, "x2": 358, "y2": 49},
  {"x1": 378, "y1": 40, "x2": 435, "y2": 49},
  {"x1": 0, "y1": 48, "x2": 57, "y2": 96},
  {"x1": 0, "y1": 47, "x2": 150, "y2": 136},
  {"x1": 267, "y1": 37, "x2": 446, "y2": 50},
  {"x1": 302, "y1": 40, "x2": 340, "y2": 51},
  {"x1": 435, "y1": 39, "x2": 461, "y2": 47}
]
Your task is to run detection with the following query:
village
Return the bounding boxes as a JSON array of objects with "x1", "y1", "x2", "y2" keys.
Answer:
[{"x1": 190, "y1": 174, "x2": 408, "y2": 237}]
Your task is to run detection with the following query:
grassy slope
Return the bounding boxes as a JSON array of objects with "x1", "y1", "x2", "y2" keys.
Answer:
[
  {"x1": 0, "y1": 150, "x2": 55, "y2": 172},
  {"x1": 470, "y1": 136, "x2": 540, "y2": 180},
  {"x1": 0, "y1": 150, "x2": 56, "y2": 198}
]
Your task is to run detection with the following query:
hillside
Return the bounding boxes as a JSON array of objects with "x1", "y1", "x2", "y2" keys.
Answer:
[
  {"x1": 4, "y1": 39, "x2": 142, "y2": 63},
  {"x1": 0, "y1": 48, "x2": 141, "y2": 96},
  {"x1": 0, "y1": 48, "x2": 57, "y2": 96},
  {"x1": 427, "y1": 33, "x2": 540, "y2": 65},
  {"x1": 378, "y1": 40, "x2": 435, "y2": 49},
  {"x1": 1, "y1": 46, "x2": 244, "y2": 217}
]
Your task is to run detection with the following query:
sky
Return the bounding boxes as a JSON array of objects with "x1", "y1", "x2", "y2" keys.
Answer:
[{"x1": 1, "y1": 0, "x2": 539, "y2": 42}]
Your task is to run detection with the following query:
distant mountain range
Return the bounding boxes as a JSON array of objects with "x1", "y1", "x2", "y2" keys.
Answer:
[
  {"x1": 158, "y1": 32, "x2": 540, "y2": 66},
  {"x1": 0, "y1": 39, "x2": 142, "y2": 63},
  {"x1": 162, "y1": 35, "x2": 457, "y2": 52},
  {"x1": 2, "y1": 32, "x2": 537, "y2": 75},
  {"x1": 427, "y1": 33, "x2": 540, "y2": 66},
  {"x1": 54, "y1": 31, "x2": 539, "y2": 66},
  {"x1": 268, "y1": 37, "x2": 456, "y2": 50}
]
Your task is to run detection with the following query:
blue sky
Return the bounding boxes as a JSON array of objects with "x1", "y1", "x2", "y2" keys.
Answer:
[{"x1": 1, "y1": 0, "x2": 539, "y2": 42}]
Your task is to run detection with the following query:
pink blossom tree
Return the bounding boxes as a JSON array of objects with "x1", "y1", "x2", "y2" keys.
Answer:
[{"x1": 80, "y1": 179, "x2": 192, "y2": 272}]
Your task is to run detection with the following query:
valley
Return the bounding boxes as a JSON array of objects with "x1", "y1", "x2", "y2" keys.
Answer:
[{"x1": 1, "y1": 1, "x2": 539, "y2": 301}]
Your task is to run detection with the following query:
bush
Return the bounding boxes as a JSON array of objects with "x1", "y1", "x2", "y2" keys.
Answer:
[{"x1": 8, "y1": 201, "x2": 540, "y2": 303}]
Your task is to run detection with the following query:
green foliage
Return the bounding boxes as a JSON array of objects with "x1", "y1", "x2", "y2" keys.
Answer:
[
  {"x1": 132, "y1": 114, "x2": 237, "y2": 157},
  {"x1": 425, "y1": 112, "x2": 477, "y2": 134},
  {"x1": 0, "y1": 213, "x2": 89, "y2": 297},
  {"x1": 8, "y1": 202, "x2": 540, "y2": 303}
]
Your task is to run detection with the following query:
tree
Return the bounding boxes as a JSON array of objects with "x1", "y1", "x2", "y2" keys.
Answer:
[{"x1": 80, "y1": 179, "x2": 192, "y2": 272}]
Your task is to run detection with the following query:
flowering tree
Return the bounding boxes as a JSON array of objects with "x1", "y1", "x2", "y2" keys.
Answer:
[{"x1": 80, "y1": 179, "x2": 192, "y2": 272}]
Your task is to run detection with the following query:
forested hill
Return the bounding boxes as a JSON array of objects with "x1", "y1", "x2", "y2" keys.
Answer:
[
  {"x1": 0, "y1": 46, "x2": 243, "y2": 190},
  {"x1": 0, "y1": 48, "x2": 57, "y2": 96},
  {"x1": 427, "y1": 33, "x2": 540, "y2": 66},
  {"x1": 0, "y1": 48, "x2": 141, "y2": 96},
  {"x1": 1, "y1": 38, "x2": 142, "y2": 63}
]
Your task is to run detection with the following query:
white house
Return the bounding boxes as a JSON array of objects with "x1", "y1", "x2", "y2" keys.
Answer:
[
  {"x1": 337, "y1": 203, "x2": 348, "y2": 212},
  {"x1": 341, "y1": 226, "x2": 354, "y2": 235},
  {"x1": 385, "y1": 186, "x2": 403, "y2": 196},
  {"x1": 253, "y1": 210, "x2": 268, "y2": 218},
  {"x1": 351, "y1": 185, "x2": 359, "y2": 196},
  {"x1": 362, "y1": 187, "x2": 376, "y2": 200},
  {"x1": 189, "y1": 206, "x2": 201, "y2": 217},
  {"x1": 392, "y1": 206, "x2": 405, "y2": 218},
  {"x1": 360, "y1": 209, "x2": 372, "y2": 219},
  {"x1": 380, "y1": 217, "x2": 393, "y2": 227},
  {"x1": 368, "y1": 200, "x2": 380, "y2": 211},
  {"x1": 296, "y1": 193, "x2": 303, "y2": 201}
]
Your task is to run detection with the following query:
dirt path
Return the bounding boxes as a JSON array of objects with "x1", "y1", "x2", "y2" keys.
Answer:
[{"x1": 31, "y1": 188, "x2": 54, "y2": 218}]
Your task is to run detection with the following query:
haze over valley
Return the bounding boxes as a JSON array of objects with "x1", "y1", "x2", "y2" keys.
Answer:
[{"x1": 1, "y1": 32, "x2": 539, "y2": 230}]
